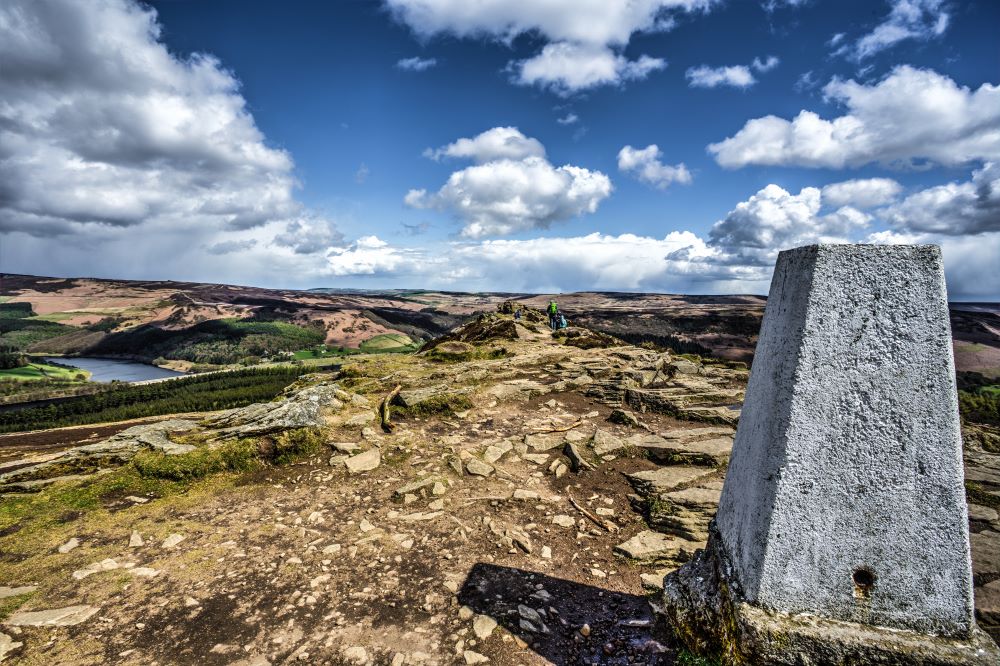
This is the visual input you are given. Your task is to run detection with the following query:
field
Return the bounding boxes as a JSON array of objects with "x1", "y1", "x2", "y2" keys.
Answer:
[
  {"x1": 358, "y1": 333, "x2": 420, "y2": 353},
  {"x1": 0, "y1": 361, "x2": 89, "y2": 382}
]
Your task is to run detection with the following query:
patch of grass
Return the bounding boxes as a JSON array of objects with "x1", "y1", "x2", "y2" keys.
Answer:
[
  {"x1": 967, "y1": 481, "x2": 1000, "y2": 511},
  {"x1": 292, "y1": 346, "x2": 360, "y2": 360},
  {"x1": 271, "y1": 427, "x2": 326, "y2": 465},
  {"x1": 394, "y1": 393, "x2": 473, "y2": 418},
  {"x1": 132, "y1": 439, "x2": 262, "y2": 481},
  {"x1": 0, "y1": 428, "x2": 325, "y2": 542},
  {"x1": 0, "y1": 592, "x2": 36, "y2": 621},
  {"x1": 676, "y1": 650, "x2": 721, "y2": 666}
]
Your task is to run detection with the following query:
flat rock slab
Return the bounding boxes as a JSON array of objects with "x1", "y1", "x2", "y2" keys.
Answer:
[
  {"x1": 0, "y1": 586, "x2": 36, "y2": 599},
  {"x1": 345, "y1": 448, "x2": 381, "y2": 474},
  {"x1": 662, "y1": 427, "x2": 735, "y2": 441},
  {"x1": 627, "y1": 434, "x2": 732, "y2": 466},
  {"x1": 591, "y1": 429, "x2": 625, "y2": 456},
  {"x1": 613, "y1": 530, "x2": 702, "y2": 564},
  {"x1": 523, "y1": 433, "x2": 563, "y2": 452},
  {"x1": 392, "y1": 477, "x2": 440, "y2": 498},
  {"x1": 5, "y1": 604, "x2": 98, "y2": 627},
  {"x1": 626, "y1": 466, "x2": 717, "y2": 497},
  {"x1": 976, "y1": 578, "x2": 1000, "y2": 630},
  {"x1": 972, "y1": 530, "x2": 1000, "y2": 578},
  {"x1": 0, "y1": 631, "x2": 22, "y2": 662},
  {"x1": 664, "y1": 481, "x2": 725, "y2": 509},
  {"x1": 969, "y1": 504, "x2": 999, "y2": 524}
]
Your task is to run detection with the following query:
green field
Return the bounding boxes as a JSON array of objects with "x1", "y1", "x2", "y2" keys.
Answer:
[
  {"x1": 0, "y1": 362, "x2": 89, "y2": 382},
  {"x1": 292, "y1": 346, "x2": 361, "y2": 360},
  {"x1": 358, "y1": 333, "x2": 420, "y2": 353}
]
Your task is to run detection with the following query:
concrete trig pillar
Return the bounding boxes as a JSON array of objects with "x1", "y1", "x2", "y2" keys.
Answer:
[{"x1": 661, "y1": 244, "x2": 1000, "y2": 665}]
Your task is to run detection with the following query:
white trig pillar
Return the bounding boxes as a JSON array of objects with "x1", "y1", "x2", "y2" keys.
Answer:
[{"x1": 662, "y1": 244, "x2": 1000, "y2": 665}]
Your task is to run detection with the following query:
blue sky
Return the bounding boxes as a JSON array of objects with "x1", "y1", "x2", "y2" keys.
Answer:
[{"x1": 1, "y1": 0, "x2": 998, "y2": 297}]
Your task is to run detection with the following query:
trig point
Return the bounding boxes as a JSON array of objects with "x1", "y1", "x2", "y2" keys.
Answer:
[{"x1": 661, "y1": 245, "x2": 1000, "y2": 665}]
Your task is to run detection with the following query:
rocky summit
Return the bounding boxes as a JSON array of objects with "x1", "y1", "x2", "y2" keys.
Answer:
[{"x1": 0, "y1": 309, "x2": 997, "y2": 665}]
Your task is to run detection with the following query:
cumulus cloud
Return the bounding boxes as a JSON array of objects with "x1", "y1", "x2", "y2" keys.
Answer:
[
  {"x1": 707, "y1": 184, "x2": 869, "y2": 265},
  {"x1": 686, "y1": 65, "x2": 755, "y2": 89},
  {"x1": 423, "y1": 126, "x2": 545, "y2": 163},
  {"x1": 0, "y1": 0, "x2": 342, "y2": 280},
  {"x1": 272, "y1": 219, "x2": 345, "y2": 255},
  {"x1": 617, "y1": 145, "x2": 692, "y2": 189},
  {"x1": 334, "y1": 166, "x2": 998, "y2": 298},
  {"x1": 710, "y1": 66, "x2": 1000, "y2": 169},
  {"x1": 325, "y1": 236, "x2": 430, "y2": 277},
  {"x1": 884, "y1": 162, "x2": 1000, "y2": 235},
  {"x1": 839, "y1": 0, "x2": 949, "y2": 61},
  {"x1": 513, "y1": 43, "x2": 665, "y2": 95},
  {"x1": 384, "y1": 0, "x2": 717, "y2": 92},
  {"x1": 751, "y1": 55, "x2": 780, "y2": 72},
  {"x1": 821, "y1": 178, "x2": 902, "y2": 208},
  {"x1": 396, "y1": 56, "x2": 437, "y2": 71},
  {"x1": 0, "y1": 0, "x2": 312, "y2": 238},
  {"x1": 407, "y1": 128, "x2": 612, "y2": 238},
  {"x1": 686, "y1": 55, "x2": 778, "y2": 89}
]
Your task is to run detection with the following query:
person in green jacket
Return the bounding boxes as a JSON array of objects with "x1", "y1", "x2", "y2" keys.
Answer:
[{"x1": 547, "y1": 300, "x2": 558, "y2": 330}]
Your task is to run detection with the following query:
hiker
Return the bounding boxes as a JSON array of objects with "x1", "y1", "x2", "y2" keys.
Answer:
[
  {"x1": 559, "y1": 313, "x2": 568, "y2": 329},
  {"x1": 513, "y1": 309, "x2": 521, "y2": 320},
  {"x1": 547, "y1": 300, "x2": 558, "y2": 330}
]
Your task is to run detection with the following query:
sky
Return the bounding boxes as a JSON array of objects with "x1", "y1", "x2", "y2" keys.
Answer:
[{"x1": 0, "y1": 0, "x2": 998, "y2": 299}]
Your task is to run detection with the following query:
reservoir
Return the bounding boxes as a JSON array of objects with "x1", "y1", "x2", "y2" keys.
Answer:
[{"x1": 43, "y1": 357, "x2": 186, "y2": 383}]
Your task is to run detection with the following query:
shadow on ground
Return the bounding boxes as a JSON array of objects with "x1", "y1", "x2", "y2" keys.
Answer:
[{"x1": 458, "y1": 562, "x2": 675, "y2": 665}]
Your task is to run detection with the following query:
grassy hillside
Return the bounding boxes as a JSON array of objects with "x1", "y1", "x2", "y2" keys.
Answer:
[
  {"x1": 85, "y1": 318, "x2": 327, "y2": 365},
  {"x1": 0, "y1": 302, "x2": 77, "y2": 350}
]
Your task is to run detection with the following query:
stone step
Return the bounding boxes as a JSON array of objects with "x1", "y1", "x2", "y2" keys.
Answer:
[
  {"x1": 649, "y1": 481, "x2": 724, "y2": 542},
  {"x1": 625, "y1": 466, "x2": 717, "y2": 497},
  {"x1": 626, "y1": 434, "x2": 733, "y2": 467}
]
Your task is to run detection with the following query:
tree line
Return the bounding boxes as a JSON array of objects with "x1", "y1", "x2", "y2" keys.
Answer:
[{"x1": 0, "y1": 366, "x2": 311, "y2": 433}]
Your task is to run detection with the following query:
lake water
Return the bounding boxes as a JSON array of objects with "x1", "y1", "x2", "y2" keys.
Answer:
[{"x1": 43, "y1": 357, "x2": 187, "y2": 383}]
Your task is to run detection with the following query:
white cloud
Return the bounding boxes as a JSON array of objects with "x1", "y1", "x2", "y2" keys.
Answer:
[
  {"x1": 617, "y1": 145, "x2": 692, "y2": 189},
  {"x1": 272, "y1": 218, "x2": 345, "y2": 255},
  {"x1": 710, "y1": 66, "x2": 1000, "y2": 169},
  {"x1": 884, "y1": 162, "x2": 1000, "y2": 235},
  {"x1": 396, "y1": 56, "x2": 437, "y2": 71},
  {"x1": 407, "y1": 128, "x2": 612, "y2": 238},
  {"x1": 751, "y1": 55, "x2": 780, "y2": 72},
  {"x1": 423, "y1": 126, "x2": 545, "y2": 163},
  {"x1": 708, "y1": 184, "x2": 869, "y2": 265},
  {"x1": 686, "y1": 55, "x2": 778, "y2": 89},
  {"x1": 325, "y1": 236, "x2": 428, "y2": 276},
  {"x1": 0, "y1": 0, "x2": 332, "y2": 257},
  {"x1": 840, "y1": 0, "x2": 949, "y2": 60},
  {"x1": 513, "y1": 43, "x2": 666, "y2": 95},
  {"x1": 686, "y1": 65, "x2": 755, "y2": 89},
  {"x1": 557, "y1": 113, "x2": 579, "y2": 125},
  {"x1": 385, "y1": 0, "x2": 716, "y2": 92},
  {"x1": 821, "y1": 178, "x2": 902, "y2": 208}
]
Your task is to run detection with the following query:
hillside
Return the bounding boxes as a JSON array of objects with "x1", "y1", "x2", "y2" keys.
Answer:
[
  {"x1": 0, "y1": 310, "x2": 997, "y2": 664},
  {"x1": 3, "y1": 274, "x2": 999, "y2": 377}
]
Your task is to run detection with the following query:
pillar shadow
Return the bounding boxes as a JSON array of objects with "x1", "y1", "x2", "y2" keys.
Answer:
[{"x1": 458, "y1": 562, "x2": 675, "y2": 665}]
